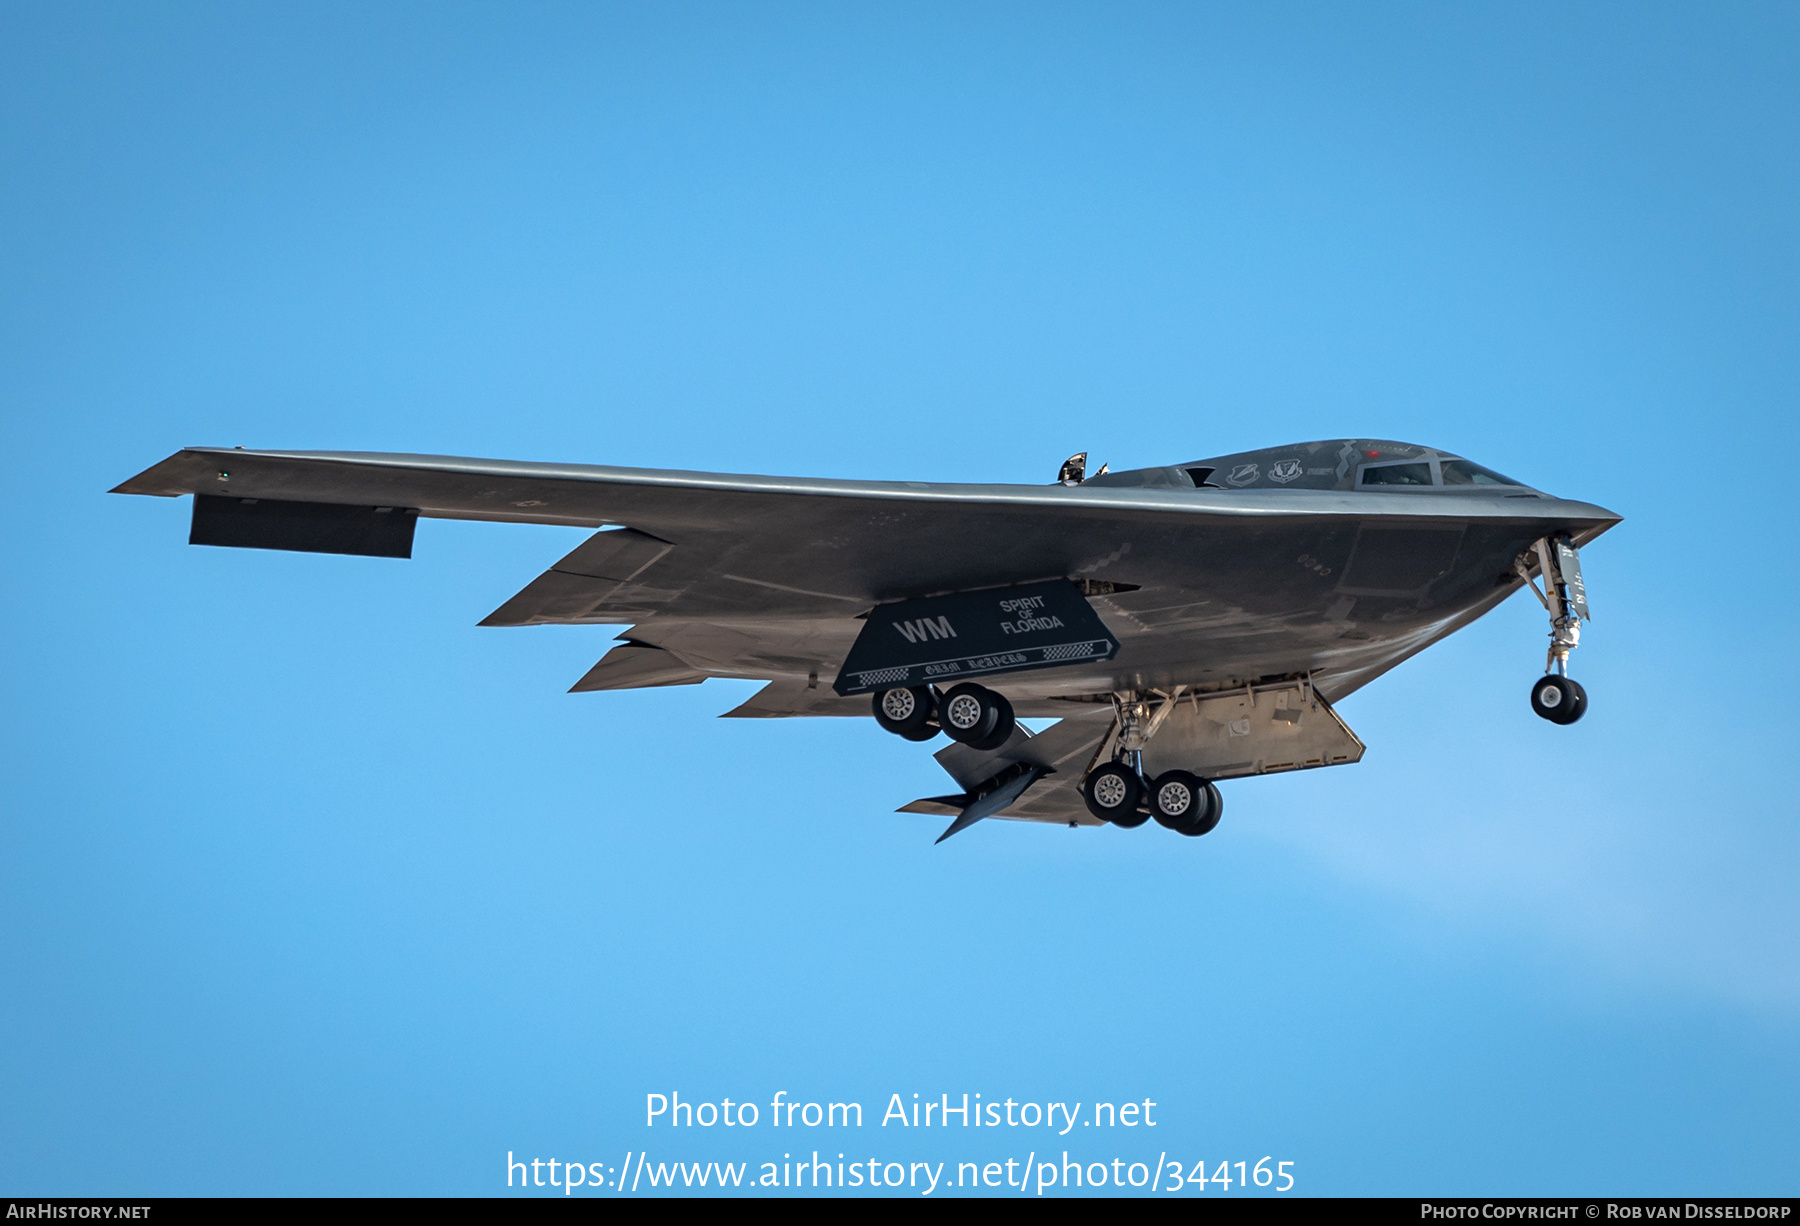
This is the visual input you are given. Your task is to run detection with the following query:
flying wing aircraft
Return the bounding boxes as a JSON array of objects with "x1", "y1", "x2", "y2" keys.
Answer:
[{"x1": 114, "y1": 438, "x2": 1618, "y2": 842}]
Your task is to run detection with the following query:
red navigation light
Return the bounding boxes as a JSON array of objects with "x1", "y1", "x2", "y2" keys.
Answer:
[{"x1": 1365, "y1": 450, "x2": 1381, "y2": 457}]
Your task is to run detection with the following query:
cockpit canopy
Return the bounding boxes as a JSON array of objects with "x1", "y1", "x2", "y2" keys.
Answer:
[
  {"x1": 1079, "y1": 439, "x2": 1532, "y2": 494},
  {"x1": 1358, "y1": 455, "x2": 1521, "y2": 488}
]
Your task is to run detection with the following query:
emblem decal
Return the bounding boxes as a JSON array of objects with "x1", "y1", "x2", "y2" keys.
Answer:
[
  {"x1": 1225, "y1": 463, "x2": 1259, "y2": 487},
  {"x1": 1268, "y1": 459, "x2": 1303, "y2": 484}
]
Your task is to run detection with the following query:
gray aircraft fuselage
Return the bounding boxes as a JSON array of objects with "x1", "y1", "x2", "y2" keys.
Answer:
[{"x1": 112, "y1": 435, "x2": 1620, "y2": 717}]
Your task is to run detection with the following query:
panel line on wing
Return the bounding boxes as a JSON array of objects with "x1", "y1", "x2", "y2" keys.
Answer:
[{"x1": 720, "y1": 574, "x2": 865, "y2": 603}]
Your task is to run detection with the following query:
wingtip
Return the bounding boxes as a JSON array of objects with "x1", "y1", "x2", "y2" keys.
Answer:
[{"x1": 933, "y1": 808, "x2": 986, "y2": 843}]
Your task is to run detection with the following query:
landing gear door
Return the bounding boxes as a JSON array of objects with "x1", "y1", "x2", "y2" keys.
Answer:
[
  {"x1": 1137, "y1": 683, "x2": 1365, "y2": 782},
  {"x1": 1554, "y1": 536, "x2": 1591, "y2": 622},
  {"x1": 832, "y1": 579, "x2": 1120, "y2": 696}
]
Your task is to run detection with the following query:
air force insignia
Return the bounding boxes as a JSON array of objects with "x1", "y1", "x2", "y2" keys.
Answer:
[
  {"x1": 1268, "y1": 458, "x2": 1304, "y2": 484},
  {"x1": 1225, "y1": 463, "x2": 1259, "y2": 486}
]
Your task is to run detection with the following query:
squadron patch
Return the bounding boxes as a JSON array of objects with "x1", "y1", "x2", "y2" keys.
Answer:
[
  {"x1": 1268, "y1": 459, "x2": 1303, "y2": 484},
  {"x1": 1226, "y1": 463, "x2": 1260, "y2": 487}
]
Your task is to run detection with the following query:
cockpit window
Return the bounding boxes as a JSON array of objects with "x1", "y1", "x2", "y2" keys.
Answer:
[
  {"x1": 1360, "y1": 462, "x2": 1433, "y2": 487},
  {"x1": 1439, "y1": 459, "x2": 1521, "y2": 487}
]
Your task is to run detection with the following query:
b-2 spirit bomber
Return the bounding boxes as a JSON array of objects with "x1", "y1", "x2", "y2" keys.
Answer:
[{"x1": 115, "y1": 439, "x2": 1618, "y2": 842}]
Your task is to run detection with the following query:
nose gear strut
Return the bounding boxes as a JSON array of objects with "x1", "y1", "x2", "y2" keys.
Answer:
[{"x1": 1516, "y1": 535, "x2": 1591, "y2": 725}]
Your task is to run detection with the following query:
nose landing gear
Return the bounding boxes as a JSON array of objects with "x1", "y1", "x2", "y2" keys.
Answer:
[
  {"x1": 1530, "y1": 674, "x2": 1587, "y2": 725},
  {"x1": 1517, "y1": 535, "x2": 1593, "y2": 725}
]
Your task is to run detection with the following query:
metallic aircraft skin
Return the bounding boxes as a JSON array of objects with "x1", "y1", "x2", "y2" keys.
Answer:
[{"x1": 115, "y1": 437, "x2": 1619, "y2": 833}]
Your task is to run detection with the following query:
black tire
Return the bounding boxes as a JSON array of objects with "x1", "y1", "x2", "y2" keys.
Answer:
[
  {"x1": 1180, "y1": 781, "x2": 1223, "y2": 837},
  {"x1": 940, "y1": 683, "x2": 999, "y2": 745},
  {"x1": 968, "y1": 692, "x2": 1016, "y2": 751},
  {"x1": 1150, "y1": 770, "x2": 1205, "y2": 830},
  {"x1": 900, "y1": 722, "x2": 941, "y2": 742},
  {"x1": 873, "y1": 686, "x2": 935, "y2": 737},
  {"x1": 1084, "y1": 763, "x2": 1146, "y2": 825},
  {"x1": 1530, "y1": 675, "x2": 1583, "y2": 725}
]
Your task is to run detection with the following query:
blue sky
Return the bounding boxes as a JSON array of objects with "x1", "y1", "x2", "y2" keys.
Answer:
[{"x1": 2, "y1": 1, "x2": 1796, "y2": 1196}]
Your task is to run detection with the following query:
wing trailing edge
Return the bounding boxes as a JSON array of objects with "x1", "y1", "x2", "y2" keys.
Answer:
[
  {"x1": 482, "y1": 528, "x2": 674, "y2": 627},
  {"x1": 569, "y1": 643, "x2": 706, "y2": 692}
]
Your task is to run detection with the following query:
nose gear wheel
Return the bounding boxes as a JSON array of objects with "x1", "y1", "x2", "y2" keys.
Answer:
[
  {"x1": 1530, "y1": 675, "x2": 1587, "y2": 725},
  {"x1": 1517, "y1": 535, "x2": 1592, "y2": 725}
]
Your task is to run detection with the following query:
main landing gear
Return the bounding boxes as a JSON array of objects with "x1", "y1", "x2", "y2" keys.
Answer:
[
  {"x1": 1516, "y1": 535, "x2": 1593, "y2": 726},
  {"x1": 871, "y1": 682, "x2": 1017, "y2": 750},
  {"x1": 1081, "y1": 694, "x2": 1223, "y2": 837},
  {"x1": 1148, "y1": 770, "x2": 1222, "y2": 837},
  {"x1": 878, "y1": 681, "x2": 1224, "y2": 836},
  {"x1": 1082, "y1": 763, "x2": 1222, "y2": 836},
  {"x1": 1082, "y1": 762, "x2": 1145, "y2": 827}
]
